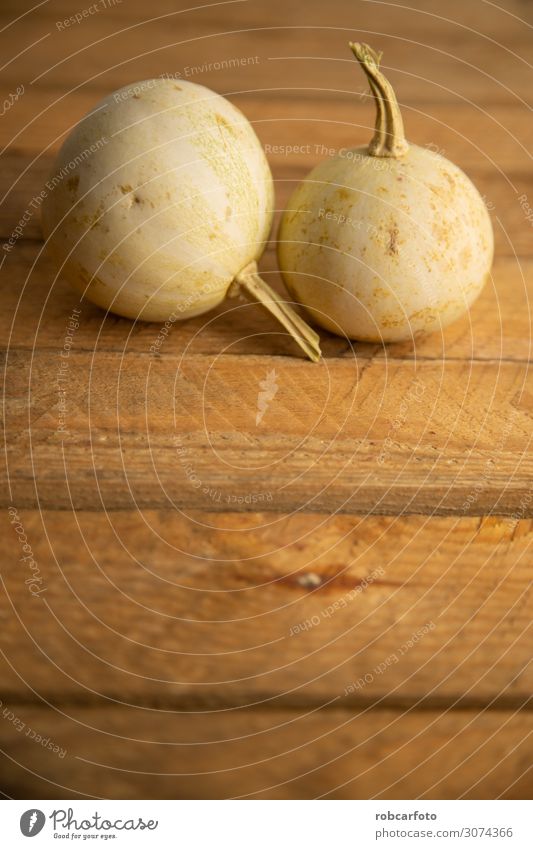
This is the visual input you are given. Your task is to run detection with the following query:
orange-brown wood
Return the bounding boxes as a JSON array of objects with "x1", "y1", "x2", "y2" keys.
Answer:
[
  {"x1": 1, "y1": 0, "x2": 532, "y2": 800},
  {"x1": 1, "y1": 510, "x2": 532, "y2": 705}
]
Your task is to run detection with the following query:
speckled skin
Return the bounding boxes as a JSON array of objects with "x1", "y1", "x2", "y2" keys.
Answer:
[
  {"x1": 42, "y1": 79, "x2": 274, "y2": 321},
  {"x1": 277, "y1": 144, "x2": 493, "y2": 342}
]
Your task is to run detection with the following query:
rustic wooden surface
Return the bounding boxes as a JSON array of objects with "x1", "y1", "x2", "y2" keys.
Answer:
[{"x1": 0, "y1": 0, "x2": 532, "y2": 799}]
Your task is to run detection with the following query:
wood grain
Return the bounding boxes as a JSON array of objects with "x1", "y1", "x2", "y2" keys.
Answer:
[
  {"x1": 3, "y1": 346, "x2": 532, "y2": 514},
  {"x1": 2, "y1": 0, "x2": 532, "y2": 105},
  {"x1": 1, "y1": 510, "x2": 531, "y2": 706},
  {"x1": 0, "y1": 703, "x2": 531, "y2": 799},
  {"x1": 1, "y1": 0, "x2": 532, "y2": 801}
]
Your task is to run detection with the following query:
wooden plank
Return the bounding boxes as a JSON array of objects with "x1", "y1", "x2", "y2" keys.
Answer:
[
  {"x1": 1, "y1": 248, "x2": 532, "y2": 362},
  {"x1": 3, "y1": 0, "x2": 530, "y2": 40},
  {"x1": 2, "y1": 346, "x2": 532, "y2": 514},
  {"x1": 1, "y1": 510, "x2": 531, "y2": 704},
  {"x1": 1, "y1": 0, "x2": 532, "y2": 104},
  {"x1": 1, "y1": 0, "x2": 531, "y2": 806},
  {"x1": 0, "y1": 702, "x2": 531, "y2": 799}
]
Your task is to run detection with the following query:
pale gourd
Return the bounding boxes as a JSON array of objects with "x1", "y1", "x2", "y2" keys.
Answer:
[
  {"x1": 42, "y1": 78, "x2": 320, "y2": 361},
  {"x1": 277, "y1": 44, "x2": 494, "y2": 343}
]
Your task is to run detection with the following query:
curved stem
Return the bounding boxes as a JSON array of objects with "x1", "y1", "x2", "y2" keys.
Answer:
[
  {"x1": 349, "y1": 41, "x2": 408, "y2": 158},
  {"x1": 362, "y1": 47, "x2": 385, "y2": 152},
  {"x1": 233, "y1": 262, "x2": 321, "y2": 362}
]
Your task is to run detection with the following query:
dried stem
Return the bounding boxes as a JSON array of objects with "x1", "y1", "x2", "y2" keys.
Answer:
[
  {"x1": 234, "y1": 262, "x2": 321, "y2": 362},
  {"x1": 350, "y1": 42, "x2": 409, "y2": 158}
]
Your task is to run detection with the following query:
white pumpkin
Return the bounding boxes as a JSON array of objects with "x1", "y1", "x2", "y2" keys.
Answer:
[
  {"x1": 43, "y1": 78, "x2": 274, "y2": 322},
  {"x1": 278, "y1": 44, "x2": 493, "y2": 343}
]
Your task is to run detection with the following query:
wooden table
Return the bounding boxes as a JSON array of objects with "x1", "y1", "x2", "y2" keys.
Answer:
[{"x1": 1, "y1": 0, "x2": 532, "y2": 799}]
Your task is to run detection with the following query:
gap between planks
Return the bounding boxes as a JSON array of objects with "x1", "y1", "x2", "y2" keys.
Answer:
[
  {"x1": 1, "y1": 691, "x2": 532, "y2": 714},
  {"x1": 1, "y1": 346, "x2": 532, "y2": 366}
]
